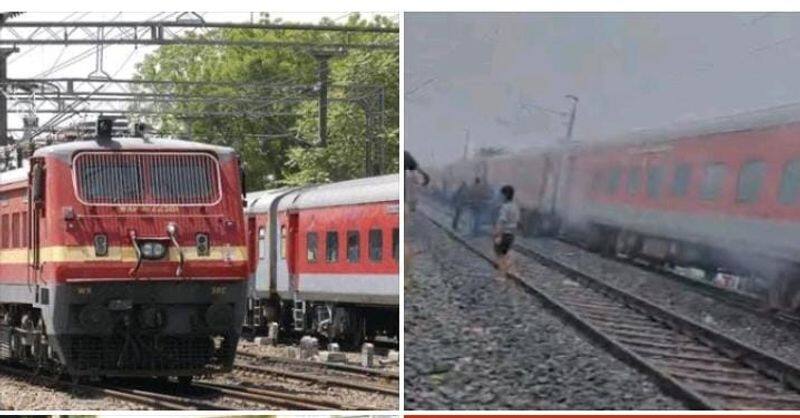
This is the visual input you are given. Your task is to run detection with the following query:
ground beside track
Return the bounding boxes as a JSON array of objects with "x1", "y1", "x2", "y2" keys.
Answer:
[
  {"x1": 0, "y1": 339, "x2": 398, "y2": 410},
  {"x1": 404, "y1": 208, "x2": 682, "y2": 410}
]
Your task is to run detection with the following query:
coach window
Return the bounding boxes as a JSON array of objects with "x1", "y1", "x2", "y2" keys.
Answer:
[
  {"x1": 21, "y1": 211, "x2": 27, "y2": 247},
  {"x1": 306, "y1": 232, "x2": 318, "y2": 263},
  {"x1": 326, "y1": 231, "x2": 339, "y2": 262},
  {"x1": 591, "y1": 168, "x2": 605, "y2": 193},
  {"x1": 701, "y1": 163, "x2": 727, "y2": 200},
  {"x1": 280, "y1": 225, "x2": 286, "y2": 259},
  {"x1": 627, "y1": 166, "x2": 642, "y2": 196},
  {"x1": 1, "y1": 214, "x2": 8, "y2": 249},
  {"x1": 392, "y1": 228, "x2": 399, "y2": 260},
  {"x1": 11, "y1": 213, "x2": 19, "y2": 248},
  {"x1": 258, "y1": 227, "x2": 266, "y2": 260},
  {"x1": 672, "y1": 163, "x2": 692, "y2": 197},
  {"x1": 607, "y1": 166, "x2": 621, "y2": 195},
  {"x1": 779, "y1": 159, "x2": 800, "y2": 204},
  {"x1": 646, "y1": 166, "x2": 663, "y2": 199},
  {"x1": 736, "y1": 160, "x2": 766, "y2": 203},
  {"x1": 369, "y1": 229, "x2": 383, "y2": 261},
  {"x1": 347, "y1": 231, "x2": 360, "y2": 263}
]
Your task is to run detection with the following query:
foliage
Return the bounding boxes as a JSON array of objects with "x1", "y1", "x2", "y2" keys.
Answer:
[{"x1": 133, "y1": 13, "x2": 398, "y2": 190}]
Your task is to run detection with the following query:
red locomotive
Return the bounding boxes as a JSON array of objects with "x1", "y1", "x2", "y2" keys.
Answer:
[
  {"x1": 0, "y1": 121, "x2": 248, "y2": 380},
  {"x1": 245, "y1": 174, "x2": 399, "y2": 346},
  {"x1": 436, "y1": 106, "x2": 800, "y2": 310}
]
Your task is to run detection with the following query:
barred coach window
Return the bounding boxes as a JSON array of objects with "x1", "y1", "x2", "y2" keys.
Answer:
[
  {"x1": 701, "y1": 163, "x2": 727, "y2": 200},
  {"x1": 326, "y1": 231, "x2": 338, "y2": 262},
  {"x1": 736, "y1": 160, "x2": 766, "y2": 203},
  {"x1": 392, "y1": 228, "x2": 399, "y2": 260},
  {"x1": 369, "y1": 229, "x2": 383, "y2": 261},
  {"x1": 607, "y1": 166, "x2": 621, "y2": 195},
  {"x1": 307, "y1": 232, "x2": 318, "y2": 263},
  {"x1": 647, "y1": 165, "x2": 663, "y2": 199},
  {"x1": 627, "y1": 166, "x2": 642, "y2": 196},
  {"x1": 780, "y1": 159, "x2": 800, "y2": 205},
  {"x1": 347, "y1": 231, "x2": 360, "y2": 263},
  {"x1": 672, "y1": 163, "x2": 692, "y2": 197}
]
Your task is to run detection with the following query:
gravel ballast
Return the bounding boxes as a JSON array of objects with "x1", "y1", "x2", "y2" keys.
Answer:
[{"x1": 405, "y1": 208, "x2": 683, "y2": 410}]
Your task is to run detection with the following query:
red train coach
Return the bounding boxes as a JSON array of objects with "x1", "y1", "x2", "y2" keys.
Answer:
[
  {"x1": 0, "y1": 134, "x2": 248, "y2": 380},
  {"x1": 564, "y1": 110, "x2": 800, "y2": 309},
  {"x1": 245, "y1": 174, "x2": 399, "y2": 345}
]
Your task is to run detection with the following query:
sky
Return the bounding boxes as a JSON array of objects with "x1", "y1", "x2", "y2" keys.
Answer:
[
  {"x1": 2, "y1": 12, "x2": 396, "y2": 135},
  {"x1": 404, "y1": 12, "x2": 800, "y2": 167}
]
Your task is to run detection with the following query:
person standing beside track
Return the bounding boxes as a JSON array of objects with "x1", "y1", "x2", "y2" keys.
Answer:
[
  {"x1": 451, "y1": 180, "x2": 468, "y2": 230},
  {"x1": 467, "y1": 177, "x2": 491, "y2": 235},
  {"x1": 493, "y1": 185, "x2": 520, "y2": 280}
]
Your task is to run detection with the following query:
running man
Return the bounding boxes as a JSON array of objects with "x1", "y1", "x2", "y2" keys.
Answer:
[{"x1": 493, "y1": 185, "x2": 520, "y2": 280}]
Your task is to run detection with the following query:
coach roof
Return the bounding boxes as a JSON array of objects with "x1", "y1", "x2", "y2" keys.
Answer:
[
  {"x1": 246, "y1": 187, "x2": 298, "y2": 214},
  {"x1": 33, "y1": 137, "x2": 237, "y2": 161},
  {"x1": 278, "y1": 173, "x2": 399, "y2": 211}
]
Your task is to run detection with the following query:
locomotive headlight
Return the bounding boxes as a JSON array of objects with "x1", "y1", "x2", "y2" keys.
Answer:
[
  {"x1": 94, "y1": 234, "x2": 108, "y2": 257},
  {"x1": 141, "y1": 242, "x2": 155, "y2": 258},
  {"x1": 196, "y1": 233, "x2": 210, "y2": 256},
  {"x1": 152, "y1": 242, "x2": 166, "y2": 258}
]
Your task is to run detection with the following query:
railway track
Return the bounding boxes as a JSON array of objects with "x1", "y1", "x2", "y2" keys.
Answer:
[
  {"x1": 232, "y1": 360, "x2": 399, "y2": 396},
  {"x1": 549, "y1": 237, "x2": 800, "y2": 329},
  {"x1": 236, "y1": 350, "x2": 399, "y2": 380},
  {"x1": 0, "y1": 360, "x2": 355, "y2": 410},
  {"x1": 419, "y1": 202, "x2": 800, "y2": 409}
]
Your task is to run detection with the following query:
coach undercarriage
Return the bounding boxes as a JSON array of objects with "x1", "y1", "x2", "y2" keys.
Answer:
[
  {"x1": 573, "y1": 222, "x2": 800, "y2": 312},
  {"x1": 245, "y1": 297, "x2": 398, "y2": 348}
]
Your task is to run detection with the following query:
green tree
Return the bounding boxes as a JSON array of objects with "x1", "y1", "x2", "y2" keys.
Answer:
[{"x1": 133, "y1": 13, "x2": 398, "y2": 190}]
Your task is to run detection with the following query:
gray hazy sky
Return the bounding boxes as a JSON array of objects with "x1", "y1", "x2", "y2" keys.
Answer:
[{"x1": 405, "y1": 12, "x2": 800, "y2": 167}]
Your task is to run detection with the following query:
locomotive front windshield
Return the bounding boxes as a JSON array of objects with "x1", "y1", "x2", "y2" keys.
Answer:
[{"x1": 74, "y1": 152, "x2": 221, "y2": 205}]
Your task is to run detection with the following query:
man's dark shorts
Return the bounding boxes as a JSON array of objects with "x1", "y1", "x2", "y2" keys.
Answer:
[{"x1": 494, "y1": 232, "x2": 515, "y2": 256}]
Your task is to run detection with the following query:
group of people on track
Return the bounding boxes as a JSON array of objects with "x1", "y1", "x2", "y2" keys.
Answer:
[
  {"x1": 448, "y1": 176, "x2": 520, "y2": 280},
  {"x1": 405, "y1": 151, "x2": 520, "y2": 280}
]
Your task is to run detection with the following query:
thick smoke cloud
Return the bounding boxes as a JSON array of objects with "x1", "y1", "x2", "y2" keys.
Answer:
[{"x1": 405, "y1": 13, "x2": 800, "y2": 167}]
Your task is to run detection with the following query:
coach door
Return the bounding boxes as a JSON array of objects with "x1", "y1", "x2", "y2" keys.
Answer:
[
  {"x1": 287, "y1": 213, "x2": 300, "y2": 292},
  {"x1": 28, "y1": 160, "x2": 44, "y2": 273}
]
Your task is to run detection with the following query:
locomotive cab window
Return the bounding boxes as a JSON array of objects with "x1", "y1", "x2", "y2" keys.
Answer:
[
  {"x1": 307, "y1": 232, "x2": 318, "y2": 263},
  {"x1": 647, "y1": 166, "x2": 663, "y2": 199},
  {"x1": 736, "y1": 160, "x2": 766, "y2": 203},
  {"x1": 392, "y1": 228, "x2": 399, "y2": 260},
  {"x1": 701, "y1": 163, "x2": 727, "y2": 200},
  {"x1": 627, "y1": 166, "x2": 642, "y2": 196},
  {"x1": 672, "y1": 163, "x2": 692, "y2": 197},
  {"x1": 369, "y1": 229, "x2": 383, "y2": 261},
  {"x1": 326, "y1": 231, "x2": 338, "y2": 262},
  {"x1": 347, "y1": 231, "x2": 360, "y2": 263},
  {"x1": 607, "y1": 166, "x2": 622, "y2": 195},
  {"x1": 779, "y1": 159, "x2": 800, "y2": 204}
]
